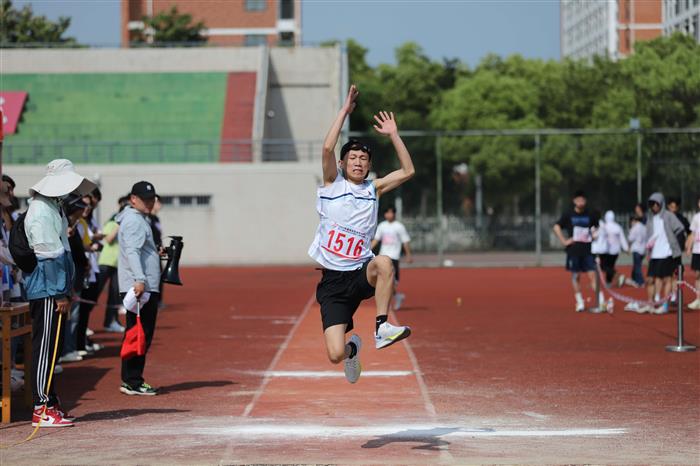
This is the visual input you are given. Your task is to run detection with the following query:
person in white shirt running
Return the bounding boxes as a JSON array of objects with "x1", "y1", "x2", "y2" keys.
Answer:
[
  {"x1": 371, "y1": 206, "x2": 413, "y2": 310},
  {"x1": 599, "y1": 210, "x2": 629, "y2": 288},
  {"x1": 308, "y1": 85, "x2": 415, "y2": 384},
  {"x1": 686, "y1": 196, "x2": 700, "y2": 310}
]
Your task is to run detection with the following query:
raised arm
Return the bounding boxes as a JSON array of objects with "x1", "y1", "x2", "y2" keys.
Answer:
[
  {"x1": 372, "y1": 112, "x2": 415, "y2": 196},
  {"x1": 322, "y1": 85, "x2": 359, "y2": 186}
]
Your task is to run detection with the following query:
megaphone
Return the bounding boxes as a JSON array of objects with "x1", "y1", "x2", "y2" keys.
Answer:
[{"x1": 162, "y1": 236, "x2": 184, "y2": 286}]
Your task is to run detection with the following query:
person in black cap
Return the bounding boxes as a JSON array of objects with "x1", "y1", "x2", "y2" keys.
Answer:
[{"x1": 115, "y1": 181, "x2": 161, "y2": 395}]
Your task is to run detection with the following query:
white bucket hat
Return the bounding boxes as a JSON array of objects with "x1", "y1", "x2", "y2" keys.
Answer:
[{"x1": 30, "y1": 159, "x2": 97, "y2": 198}]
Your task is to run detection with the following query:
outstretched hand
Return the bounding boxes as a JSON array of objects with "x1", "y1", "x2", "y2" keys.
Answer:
[
  {"x1": 343, "y1": 84, "x2": 359, "y2": 114},
  {"x1": 373, "y1": 111, "x2": 398, "y2": 137}
]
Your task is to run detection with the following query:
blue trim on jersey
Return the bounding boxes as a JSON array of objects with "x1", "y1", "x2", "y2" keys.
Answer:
[{"x1": 319, "y1": 192, "x2": 377, "y2": 202}]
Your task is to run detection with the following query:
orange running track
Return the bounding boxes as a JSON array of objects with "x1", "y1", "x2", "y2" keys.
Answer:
[{"x1": 1, "y1": 265, "x2": 698, "y2": 464}]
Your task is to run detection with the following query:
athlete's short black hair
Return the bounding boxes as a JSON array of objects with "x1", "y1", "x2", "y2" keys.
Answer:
[
  {"x1": 573, "y1": 189, "x2": 586, "y2": 199},
  {"x1": 384, "y1": 205, "x2": 396, "y2": 214},
  {"x1": 340, "y1": 139, "x2": 372, "y2": 160}
]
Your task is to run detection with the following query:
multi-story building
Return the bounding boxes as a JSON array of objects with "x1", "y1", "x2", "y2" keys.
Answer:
[
  {"x1": 561, "y1": 0, "x2": 699, "y2": 60},
  {"x1": 663, "y1": 0, "x2": 700, "y2": 40},
  {"x1": 121, "y1": 0, "x2": 302, "y2": 47}
]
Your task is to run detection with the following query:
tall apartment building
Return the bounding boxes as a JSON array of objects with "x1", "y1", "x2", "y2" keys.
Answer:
[
  {"x1": 663, "y1": 0, "x2": 700, "y2": 40},
  {"x1": 561, "y1": 0, "x2": 699, "y2": 60},
  {"x1": 121, "y1": 0, "x2": 302, "y2": 47}
]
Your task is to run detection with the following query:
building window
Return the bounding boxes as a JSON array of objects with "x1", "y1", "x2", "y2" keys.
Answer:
[
  {"x1": 245, "y1": 0, "x2": 266, "y2": 12},
  {"x1": 244, "y1": 34, "x2": 268, "y2": 46},
  {"x1": 279, "y1": 31, "x2": 294, "y2": 46},
  {"x1": 280, "y1": 0, "x2": 294, "y2": 19},
  {"x1": 159, "y1": 195, "x2": 211, "y2": 207}
]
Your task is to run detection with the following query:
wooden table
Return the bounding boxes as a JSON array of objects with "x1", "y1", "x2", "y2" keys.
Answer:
[{"x1": 1, "y1": 302, "x2": 32, "y2": 424}]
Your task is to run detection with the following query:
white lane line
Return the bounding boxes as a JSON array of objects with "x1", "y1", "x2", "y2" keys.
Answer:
[
  {"x1": 392, "y1": 310, "x2": 437, "y2": 418},
  {"x1": 242, "y1": 370, "x2": 414, "y2": 378},
  {"x1": 175, "y1": 424, "x2": 627, "y2": 438},
  {"x1": 522, "y1": 411, "x2": 549, "y2": 420},
  {"x1": 241, "y1": 293, "x2": 315, "y2": 417}
]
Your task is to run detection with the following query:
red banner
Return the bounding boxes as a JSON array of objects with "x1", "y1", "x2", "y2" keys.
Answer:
[{"x1": 0, "y1": 91, "x2": 28, "y2": 135}]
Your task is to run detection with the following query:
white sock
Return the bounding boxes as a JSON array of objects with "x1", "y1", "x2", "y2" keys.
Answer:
[
  {"x1": 654, "y1": 293, "x2": 660, "y2": 302},
  {"x1": 575, "y1": 292, "x2": 583, "y2": 304},
  {"x1": 599, "y1": 292, "x2": 605, "y2": 304}
]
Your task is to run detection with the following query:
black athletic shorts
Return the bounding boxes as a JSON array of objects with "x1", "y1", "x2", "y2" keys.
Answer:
[
  {"x1": 648, "y1": 257, "x2": 676, "y2": 278},
  {"x1": 392, "y1": 259, "x2": 400, "y2": 282},
  {"x1": 316, "y1": 260, "x2": 375, "y2": 333},
  {"x1": 691, "y1": 254, "x2": 700, "y2": 272}
]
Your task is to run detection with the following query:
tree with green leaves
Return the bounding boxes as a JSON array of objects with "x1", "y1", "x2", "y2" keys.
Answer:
[
  {"x1": 133, "y1": 6, "x2": 206, "y2": 46},
  {"x1": 0, "y1": 0, "x2": 76, "y2": 46}
]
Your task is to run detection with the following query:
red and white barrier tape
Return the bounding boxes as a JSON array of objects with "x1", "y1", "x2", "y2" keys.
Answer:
[{"x1": 595, "y1": 264, "x2": 677, "y2": 307}]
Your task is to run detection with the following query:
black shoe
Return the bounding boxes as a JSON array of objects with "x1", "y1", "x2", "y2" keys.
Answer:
[{"x1": 120, "y1": 382, "x2": 157, "y2": 396}]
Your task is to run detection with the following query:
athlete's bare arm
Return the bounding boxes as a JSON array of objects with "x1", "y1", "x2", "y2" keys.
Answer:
[
  {"x1": 322, "y1": 85, "x2": 359, "y2": 186},
  {"x1": 373, "y1": 112, "x2": 415, "y2": 196}
]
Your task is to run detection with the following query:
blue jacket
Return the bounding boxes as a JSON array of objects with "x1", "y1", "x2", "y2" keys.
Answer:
[
  {"x1": 23, "y1": 195, "x2": 75, "y2": 301},
  {"x1": 24, "y1": 252, "x2": 75, "y2": 300}
]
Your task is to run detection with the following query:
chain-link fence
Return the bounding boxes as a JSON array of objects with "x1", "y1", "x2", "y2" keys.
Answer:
[{"x1": 350, "y1": 128, "x2": 700, "y2": 264}]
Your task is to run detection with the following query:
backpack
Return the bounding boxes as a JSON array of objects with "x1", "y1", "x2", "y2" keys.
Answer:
[{"x1": 9, "y1": 212, "x2": 38, "y2": 274}]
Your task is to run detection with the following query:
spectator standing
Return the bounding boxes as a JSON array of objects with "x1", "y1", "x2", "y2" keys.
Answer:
[
  {"x1": 626, "y1": 216, "x2": 647, "y2": 287},
  {"x1": 686, "y1": 196, "x2": 700, "y2": 310},
  {"x1": 117, "y1": 181, "x2": 162, "y2": 396},
  {"x1": 640, "y1": 193, "x2": 685, "y2": 314},
  {"x1": 24, "y1": 159, "x2": 96, "y2": 427},
  {"x1": 96, "y1": 197, "x2": 129, "y2": 332}
]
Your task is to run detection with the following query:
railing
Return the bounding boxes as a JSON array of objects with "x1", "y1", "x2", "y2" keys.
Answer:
[{"x1": 2, "y1": 139, "x2": 325, "y2": 164}]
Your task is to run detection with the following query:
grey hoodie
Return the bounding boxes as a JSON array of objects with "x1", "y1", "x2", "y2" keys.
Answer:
[
  {"x1": 116, "y1": 206, "x2": 161, "y2": 293},
  {"x1": 646, "y1": 193, "x2": 685, "y2": 258}
]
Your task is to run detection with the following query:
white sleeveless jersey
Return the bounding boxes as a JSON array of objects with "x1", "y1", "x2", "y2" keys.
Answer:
[{"x1": 308, "y1": 171, "x2": 378, "y2": 271}]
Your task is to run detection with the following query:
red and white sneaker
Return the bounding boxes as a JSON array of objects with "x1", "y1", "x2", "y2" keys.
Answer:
[
  {"x1": 54, "y1": 401, "x2": 76, "y2": 422},
  {"x1": 32, "y1": 406, "x2": 74, "y2": 427}
]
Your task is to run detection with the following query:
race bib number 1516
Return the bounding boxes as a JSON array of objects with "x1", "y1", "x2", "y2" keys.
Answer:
[{"x1": 323, "y1": 228, "x2": 365, "y2": 259}]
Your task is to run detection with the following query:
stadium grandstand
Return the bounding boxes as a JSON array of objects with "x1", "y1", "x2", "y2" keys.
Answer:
[{"x1": 2, "y1": 46, "x2": 346, "y2": 265}]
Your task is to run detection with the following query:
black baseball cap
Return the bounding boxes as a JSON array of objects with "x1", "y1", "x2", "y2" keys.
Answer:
[
  {"x1": 340, "y1": 139, "x2": 372, "y2": 160},
  {"x1": 130, "y1": 181, "x2": 157, "y2": 200}
]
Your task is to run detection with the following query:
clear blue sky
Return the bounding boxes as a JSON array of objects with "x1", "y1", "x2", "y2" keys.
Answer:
[{"x1": 15, "y1": 0, "x2": 561, "y2": 66}]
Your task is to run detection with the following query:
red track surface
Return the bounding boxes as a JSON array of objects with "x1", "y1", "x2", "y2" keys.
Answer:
[{"x1": 1, "y1": 265, "x2": 698, "y2": 464}]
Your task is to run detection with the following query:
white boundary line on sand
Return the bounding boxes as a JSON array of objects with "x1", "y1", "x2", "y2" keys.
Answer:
[
  {"x1": 241, "y1": 293, "x2": 316, "y2": 417},
  {"x1": 243, "y1": 370, "x2": 414, "y2": 378},
  {"x1": 183, "y1": 424, "x2": 627, "y2": 438}
]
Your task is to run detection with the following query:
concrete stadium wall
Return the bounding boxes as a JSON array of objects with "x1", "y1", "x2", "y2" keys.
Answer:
[
  {"x1": 264, "y1": 47, "x2": 343, "y2": 156},
  {"x1": 2, "y1": 47, "x2": 263, "y2": 73},
  {"x1": 5, "y1": 163, "x2": 323, "y2": 266}
]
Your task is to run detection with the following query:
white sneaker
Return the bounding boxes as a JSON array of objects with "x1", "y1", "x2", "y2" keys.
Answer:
[
  {"x1": 86, "y1": 328, "x2": 94, "y2": 337},
  {"x1": 624, "y1": 302, "x2": 639, "y2": 312},
  {"x1": 687, "y1": 299, "x2": 700, "y2": 310},
  {"x1": 654, "y1": 304, "x2": 669, "y2": 315},
  {"x1": 575, "y1": 301, "x2": 585, "y2": 312},
  {"x1": 394, "y1": 293, "x2": 405, "y2": 310},
  {"x1": 375, "y1": 321, "x2": 411, "y2": 349},
  {"x1": 637, "y1": 304, "x2": 653, "y2": 314},
  {"x1": 59, "y1": 351, "x2": 83, "y2": 363},
  {"x1": 344, "y1": 334, "x2": 362, "y2": 384},
  {"x1": 617, "y1": 274, "x2": 626, "y2": 288}
]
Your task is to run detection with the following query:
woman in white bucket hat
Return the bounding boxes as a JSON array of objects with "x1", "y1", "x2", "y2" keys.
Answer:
[{"x1": 24, "y1": 159, "x2": 95, "y2": 427}]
